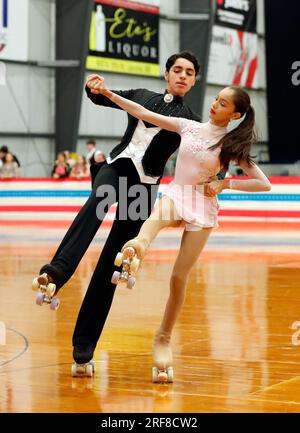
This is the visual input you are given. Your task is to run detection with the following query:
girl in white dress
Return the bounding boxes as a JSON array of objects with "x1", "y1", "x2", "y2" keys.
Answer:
[{"x1": 89, "y1": 77, "x2": 271, "y2": 382}]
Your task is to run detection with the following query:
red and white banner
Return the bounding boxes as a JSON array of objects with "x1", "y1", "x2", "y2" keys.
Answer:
[
  {"x1": 208, "y1": 25, "x2": 258, "y2": 88},
  {"x1": 208, "y1": 0, "x2": 258, "y2": 89},
  {"x1": 0, "y1": 177, "x2": 299, "y2": 228}
]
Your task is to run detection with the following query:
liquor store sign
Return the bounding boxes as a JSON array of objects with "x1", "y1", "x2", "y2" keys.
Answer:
[{"x1": 87, "y1": 0, "x2": 160, "y2": 76}]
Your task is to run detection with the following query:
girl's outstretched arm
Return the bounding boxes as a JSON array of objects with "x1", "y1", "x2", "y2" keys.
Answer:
[
  {"x1": 92, "y1": 77, "x2": 181, "y2": 133},
  {"x1": 108, "y1": 90, "x2": 181, "y2": 133}
]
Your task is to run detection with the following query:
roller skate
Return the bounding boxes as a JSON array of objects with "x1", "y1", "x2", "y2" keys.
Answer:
[
  {"x1": 111, "y1": 238, "x2": 148, "y2": 289},
  {"x1": 152, "y1": 331, "x2": 174, "y2": 383},
  {"x1": 71, "y1": 344, "x2": 95, "y2": 377},
  {"x1": 32, "y1": 273, "x2": 60, "y2": 310}
]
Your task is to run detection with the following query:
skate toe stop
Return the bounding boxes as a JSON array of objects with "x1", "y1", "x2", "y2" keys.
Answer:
[
  {"x1": 158, "y1": 372, "x2": 168, "y2": 382},
  {"x1": 123, "y1": 246, "x2": 136, "y2": 258}
]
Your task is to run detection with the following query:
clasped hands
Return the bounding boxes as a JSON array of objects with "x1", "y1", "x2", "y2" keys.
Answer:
[
  {"x1": 203, "y1": 179, "x2": 226, "y2": 197},
  {"x1": 86, "y1": 74, "x2": 107, "y2": 94}
]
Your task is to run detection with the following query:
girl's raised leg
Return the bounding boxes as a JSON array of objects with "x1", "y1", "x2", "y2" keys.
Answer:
[{"x1": 121, "y1": 196, "x2": 182, "y2": 261}]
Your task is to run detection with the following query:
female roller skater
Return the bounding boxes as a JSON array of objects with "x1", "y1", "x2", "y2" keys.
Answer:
[{"x1": 74, "y1": 77, "x2": 272, "y2": 382}]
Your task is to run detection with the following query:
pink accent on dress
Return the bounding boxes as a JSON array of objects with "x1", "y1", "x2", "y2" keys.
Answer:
[{"x1": 163, "y1": 119, "x2": 227, "y2": 230}]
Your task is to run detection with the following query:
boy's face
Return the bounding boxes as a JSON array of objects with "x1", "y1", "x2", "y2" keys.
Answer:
[{"x1": 164, "y1": 57, "x2": 197, "y2": 97}]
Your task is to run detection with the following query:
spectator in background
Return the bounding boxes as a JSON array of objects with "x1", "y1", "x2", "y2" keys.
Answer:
[
  {"x1": 64, "y1": 150, "x2": 76, "y2": 168},
  {"x1": 0, "y1": 147, "x2": 6, "y2": 165},
  {"x1": 85, "y1": 139, "x2": 106, "y2": 165},
  {"x1": 51, "y1": 152, "x2": 71, "y2": 179},
  {"x1": 94, "y1": 151, "x2": 106, "y2": 163},
  {"x1": 0, "y1": 145, "x2": 21, "y2": 168},
  {"x1": 0, "y1": 152, "x2": 20, "y2": 178},
  {"x1": 70, "y1": 154, "x2": 89, "y2": 179}
]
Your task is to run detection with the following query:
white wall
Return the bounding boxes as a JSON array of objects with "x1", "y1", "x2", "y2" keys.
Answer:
[{"x1": 0, "y1": 0, "x2": 55, "y2": 177}]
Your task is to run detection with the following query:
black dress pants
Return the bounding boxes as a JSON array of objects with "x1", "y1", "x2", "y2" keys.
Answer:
[{"x1": 40, "y1": 158, "x2": 158, "y2": 348}]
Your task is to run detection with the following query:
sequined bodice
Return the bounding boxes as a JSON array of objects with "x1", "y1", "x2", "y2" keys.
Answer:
[{"x1": 174, "y1": 119, "x2": 227, "y2": 185}]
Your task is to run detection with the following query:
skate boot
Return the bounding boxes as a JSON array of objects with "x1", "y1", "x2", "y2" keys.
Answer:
[
  {"x1": 32, "y1": 273, "x2": 60, "y2": 310},
  {"x1": 111, "y1": 238, "x2": 148, "y2": 289},
  {"x1": 71, "y1": 344, "x2": 95, "y2": 377},
  {"x1": 152, "y1": 331, "x2": 174, "y2": 383}
]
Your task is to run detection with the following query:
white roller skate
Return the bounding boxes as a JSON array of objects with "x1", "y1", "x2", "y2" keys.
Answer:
[
  {"x1": 71, "y1": 360, "x2": 95, "y2": 377},
  {"x1": 152, "y1": 331, "x2": 174, "y2": 383},
  {"x1": 111, "y1": 247, "x2": 140, "y2": 289},
  {"x1": 32, "y1": 273, "x2": 60, "y2": 310}
]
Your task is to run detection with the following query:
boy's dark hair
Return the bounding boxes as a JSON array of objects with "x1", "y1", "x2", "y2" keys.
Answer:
[
  {"x1": 86, "y1": 139, "x2": 96, "y2": 146},
  {"x1": 165, "y1": 51, "x2": 200, "y2": 76},
  {"x1": 0, "y1": 145, "x2": 8, "y2": 153}
]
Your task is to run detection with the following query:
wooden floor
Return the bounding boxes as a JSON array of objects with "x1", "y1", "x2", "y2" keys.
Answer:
[{"x1": 1, "y1": 224, "x2": 300, "y2": 413}]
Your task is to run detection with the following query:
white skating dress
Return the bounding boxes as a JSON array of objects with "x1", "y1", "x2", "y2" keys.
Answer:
[{"x1": 163, "y1": 119, "x2": 227, "y2": 230}]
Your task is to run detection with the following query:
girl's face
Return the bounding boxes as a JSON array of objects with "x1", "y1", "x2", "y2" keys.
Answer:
[
  {"x1": 5, "y1": 153, "x2": 13, "y2": 163},
  {"x1": 57, "y1": 153, "x2": 65, "y2": 163},
  {"x1": 209, "y1": 87, "x2": 241, "y2": 125}
]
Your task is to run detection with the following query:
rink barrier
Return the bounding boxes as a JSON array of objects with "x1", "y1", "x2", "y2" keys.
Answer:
[{"x1": 0, "y1": 176, "x2": 299, "y2": 226}]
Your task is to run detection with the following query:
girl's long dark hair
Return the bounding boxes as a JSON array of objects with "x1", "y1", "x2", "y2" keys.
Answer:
[{"x1": 209, "y1": 86, "x2": 257, "y2": 171}]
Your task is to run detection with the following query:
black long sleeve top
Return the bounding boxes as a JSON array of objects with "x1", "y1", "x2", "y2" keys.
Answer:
[{"x1": 85, "y1": 86, "x2": 201, "y2": 178}]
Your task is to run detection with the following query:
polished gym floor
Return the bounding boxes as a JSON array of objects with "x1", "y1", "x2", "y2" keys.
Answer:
[{"x1": 0, "y1": 221, "x2": 300, "y2": 413}]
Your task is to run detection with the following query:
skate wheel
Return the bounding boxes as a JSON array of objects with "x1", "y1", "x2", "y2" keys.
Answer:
[
  {"x1": 152, "y1": 367, "x2": 159, "y2": 383},
  {"x1": 127, "y1": 276, "x2": 136, "y2": 289},
  {"x1": 32, "y1": 277, "x2": 40, "y2": 291},
  {"x1": 90, "y1": 360, "x2": 95, "y2": 372},
  {"x1": 130, "y1": 257, "x2": 140, "y2": 273},
  {"x1": 114, "y1": 253, "x2": 123, "y2": 267},
  {"x1": 36, "y1": 292, "x2": 45, "y2": 306},
  {"x1": 71, "y1": 363, "x2": 86, "y2": 376},
  {"x1": 46, "y1": 283, "x2": 56, "y2": 297},
  {"x1": 111, "y1": 271, "x2": 120, "y2": 285},
  {"x1": 71, "y1": 361, "x2": 95, "y2": 377},
  {"x1": 71, "y1": 363, "x2": 78, "y2": 377},
  {"x1": 85, "y1": 363, "x2": 93, "y2": 377},
  {"x1": 50, "y1": 297, "x2": 60, "y2": 311},
  {"x1": 166, "y1": 367, "x2": 174, "y2": 383}
]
